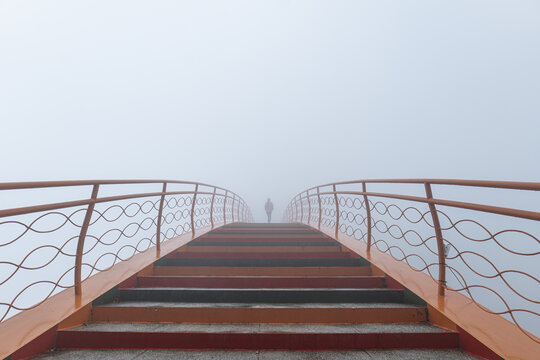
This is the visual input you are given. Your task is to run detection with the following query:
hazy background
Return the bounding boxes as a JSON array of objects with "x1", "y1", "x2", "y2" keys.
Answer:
[{"x1": 1, "y1": 0, "x2": 539, "y2": 221}]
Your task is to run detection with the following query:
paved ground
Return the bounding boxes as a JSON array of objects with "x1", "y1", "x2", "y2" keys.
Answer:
[{"x1": 32, "y1": 349, "x2": 479, "y2": 359}]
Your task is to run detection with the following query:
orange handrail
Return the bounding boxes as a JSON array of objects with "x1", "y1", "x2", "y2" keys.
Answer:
[
  {"x1": 0, "y1": 180, "x2": 252, "y2": 324},
  {"x1": 284, "y1": 178, "x2": 539, "y2": 344}
]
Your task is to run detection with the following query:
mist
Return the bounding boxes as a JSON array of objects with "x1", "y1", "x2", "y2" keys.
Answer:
[{"x1": 1, "y1": 0, "x2": 539, "y2": 221}]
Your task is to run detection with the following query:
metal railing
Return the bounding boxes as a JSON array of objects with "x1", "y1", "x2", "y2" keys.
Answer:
[
  {"x1": 284, "y1": 179, "x2": 539, "y2": 341},
  {"x1": 0, "y1": 180, "x2": 252, "y2": 323}
]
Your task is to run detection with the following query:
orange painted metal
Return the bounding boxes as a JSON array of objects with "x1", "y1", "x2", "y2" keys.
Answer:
[
  {"x1": 57, "y1": 304, "x2": 92, "y2": 331},
  {"x1": 223, "y1": 190, "x2": 228, "y2": 225},
  {"x1": 191, "y1": 183, "x2": 199, "y2": 238},
  {"x1": 0, "y1": 180, "x2": 252, "y2": 323},
  {"x1": 362, "y1": 182, "x2": 372, "y2": 252},
  {"x1": 317, "y1": 187, "x2": 322, "y2": 230},
  {"x1": 155, "y1": 182, "x2": 167, "y2": 255},
  {"x1": 315, "y1": 226, "x2": 540, "y2": 360},
  {"x1": 74, "y1": 184, "x2": 99, "y2": 296},
  {"x1": 424, "y1": 183, "x2": 446, "y2": 297},
  {"x1": 333, "y1": 184, "x2": 339, "y2": 239},
  {"x1": 210, "y1": 187, "x2": 216, "y2": 229},
  {"x1": 307, "y1": 189, "x2": 312, "y2": 225},
  {"x1": 153, "y1": 266, "x2": 372, "y2": 277},
  {"x1": 91, "y1": 306, "x2": 426, "y2": 324},
  {"x1": 285, "y1": 178, "x2": 540, "y2": 352},
  {"x1": 0, "y1": 226, "x2": 215, "y2": 359}
]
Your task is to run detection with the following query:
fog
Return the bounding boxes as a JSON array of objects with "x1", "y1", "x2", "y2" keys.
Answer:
[{"x1": 1, "y1": 0, "x2": 539, "y2": 221}]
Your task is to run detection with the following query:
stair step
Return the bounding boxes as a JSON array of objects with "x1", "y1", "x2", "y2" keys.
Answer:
[
  {"x1": 192, "y1": 237, "x2": 336, "y2": 243},
  {"x1": 29, "y1": 349, "x2": 481, "y2": 359},
  {"x1": 155, "y1": 258, "x2": 369, "y2": 267},
  {"x1": 57, "y1": 323, "x2": 459, "y2": 350},
  {"x1": 179, "y1": 246, "x2": 343, "y2": 253},
  {"x1": 136, "y1": 276, "x2": 385, "y2": 289},
  {"x1": 117, "y1": 288, "x2": 404, "y2": 303},
  {"x1": 187, "y1": 241, "x2": 339, "y2": 246},
  {"x1": 205, "y1": 231, "x2": 324, "y2": 236},
  {"x1": 153, "y1": 266, "x2": 372, "y2": 276},
  {"x1": 167, "y1": 252, "x2": 353, "y2": 259},
  {"x1": 92, "y1": 303, "x2": 426, "y2": 324}
]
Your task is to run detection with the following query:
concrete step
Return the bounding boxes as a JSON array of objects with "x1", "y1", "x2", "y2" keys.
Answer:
[
  {"x1": 205, "y1": 231, "x2": 324, "y2": 236},
  {"x1": 166, "y1": 252, "x2": 353, "y2": 259},
  {"x1": 155, "y1": 258, "x2": 370, "y2": 267},
  {"x1": 179, "y1": 246, "x2": 344, "y2": 253},
  {"x1": 56, "y1": 323, "x2": 459, "y2": 350},
  {"x1": 29, "y1": 349, "x2": 481, "y2": 359},
  {"x1": 135, "y1": 276, "x2": 385, "y2": 289},
  {"x1": 191, "y1": 237, "x2": 336, "y2": 243},
  {"x1": 116, "y1": 288, "x2": 404, "y2": 303},
  {"x1": 186, "y1": 241, "x2": 339, "y2": 247},
  {"x1": 92, "y1": 302, "x2": 426, "y2": 324},
  {"x1": 153, "y1": 266, "x2": 372, "y2": 276}
]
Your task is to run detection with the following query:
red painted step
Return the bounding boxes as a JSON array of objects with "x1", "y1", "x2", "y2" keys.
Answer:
[
  {"x1": 56, "y1": 330, "x2": 460, "y2": 350},
  {"x1": 136, "y1": 276, "x2": 386, "y2": 289},
  {"x1": 166, "y1": 252, "x2": 353, "y2": 259},
  {"x1": 192, "y1": 237, "x2": 334, "y2": 243}
]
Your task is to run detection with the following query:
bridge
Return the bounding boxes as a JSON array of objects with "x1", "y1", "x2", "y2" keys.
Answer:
[{"x1": 0, "y1": 179, "x2": 538, "y2": 359}]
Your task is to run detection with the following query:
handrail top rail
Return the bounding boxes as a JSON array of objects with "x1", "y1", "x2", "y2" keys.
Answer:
[
  {"x1": 298, "y1": 190, "x2": 540, "y2": 221},
  {"x1": 301, "y1": 178, "x2": 540, "y2": 193},
  {"x1": 0, "y1": 179, "x2": 232, "y2": 192},
  {"x1": 0, "y1": 190, "x2": 246, "y2": 219}
]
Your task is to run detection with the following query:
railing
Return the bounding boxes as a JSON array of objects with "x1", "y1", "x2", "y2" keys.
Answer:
[
  {"x1": 0, "y1": 180, "x2": 252, "y2": 323},
  {"x1": 284, "y1": 179, "x2": 539, "y2": 342}
]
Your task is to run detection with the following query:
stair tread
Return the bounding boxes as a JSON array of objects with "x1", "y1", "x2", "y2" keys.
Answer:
[
  {"x1": 29, "y1": 349, "x2": 480, "y2": 359},
  {"x1": 64, "y1": 323, "x2": 450, "y2": 334},
  {"x1": 139, "y1": 276, "x2": 383, "y2": 279},
  {"x1": 96, "y1": 302, "x2": 423, "y2": 308}
]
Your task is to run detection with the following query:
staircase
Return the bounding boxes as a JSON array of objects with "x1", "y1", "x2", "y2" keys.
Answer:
[{"x1": 35, "y1": 224, "x2": 477, "y2": 359}]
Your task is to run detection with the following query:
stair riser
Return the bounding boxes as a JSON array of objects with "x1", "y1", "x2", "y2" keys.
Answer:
[
  {"x1": 187, "y1": 242, "x2": 339, "y2": 247},
  {"x1": 192, "y1": 237, "x2": 334, "y2": 243},
  {"x1": 57, "y1": 332, "x2": 459, "y2": 350},
  {"x1": 167, "y1": 252, "x2": 353, "y2": 259},
  {"x1": 92, "y1": 307, "x2": 427, "y2": 324},
  {"x1": 205, "y1": 232, "x2": 324, "y2": 237},
  {"x1": 136, "y1": 276, "x2": 385, "y2": 288},
  {"x1": 118, "y1": 289, "x2": 404, "y2": 303},
  {"x1": 179, "y1": 246, "x2": 343, "y2": 253},
  {"x1": 155, "y1": 258, "x2": 369, "y2": 267},
  {"x1": 153, "y1": 266, "x2": 372, "y2": 276}
]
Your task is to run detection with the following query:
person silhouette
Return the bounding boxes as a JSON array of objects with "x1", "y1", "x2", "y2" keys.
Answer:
[{"x1": 265, "y1": 198, "x2": 274, "y2": 223}]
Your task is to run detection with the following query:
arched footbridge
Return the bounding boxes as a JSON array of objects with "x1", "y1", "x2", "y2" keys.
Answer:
[{"x1": 0, "y1": 179, "x2": 538, "y2": 359}]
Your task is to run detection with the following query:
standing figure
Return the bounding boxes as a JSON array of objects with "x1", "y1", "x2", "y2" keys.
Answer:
[{"x1": 265, "y1": 198, "x2": 274, "y2": 223}]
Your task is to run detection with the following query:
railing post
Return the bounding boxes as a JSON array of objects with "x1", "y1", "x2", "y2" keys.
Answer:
[
  {"x1": 223, "y1": 190, "x2": 228, "y2": 225},
  {"x1": 307, "y1": 190, "x2": 311, "y2": 225},
  {"x1": 156, "y1": 182, "x2": 167, "y2": 255},
  {"x1": 317, "y1": 187, "x2": 322, "y2": 230},
  {"x1": 424, "y1": 182, "x2": 446, "y2": 297},
  {"x1": 300, "y1": 193, "x2": 304, "y2": 223},
  {"x1": 294, "y1": 195, "x2": 299, "y2": 223},
  {"x1": 210, "y1": 186, "x2": 216, "y2": 229},
  {"x1": 236, "y1": 196, "x2": 241, "y2": 222},
  {"x1": 191, "y1": 184, "x2": 199, "y2": 238},
  {"x1": 74, "y1": 184, "x2": 99, "y2": 296},
  {"x1": 333, "y1": 184, "x2": 339, "y2": 239},
  {"x1": 362, "y1": 182, "x2": 372, "y2": 252},
  {"x1": 231, "y1": 194, "x2": 236, "y2": 223}
]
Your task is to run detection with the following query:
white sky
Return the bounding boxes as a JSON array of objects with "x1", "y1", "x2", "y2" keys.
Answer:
[{"x1": 1, "y1": 1, "x2": 539, "y2": 221}]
